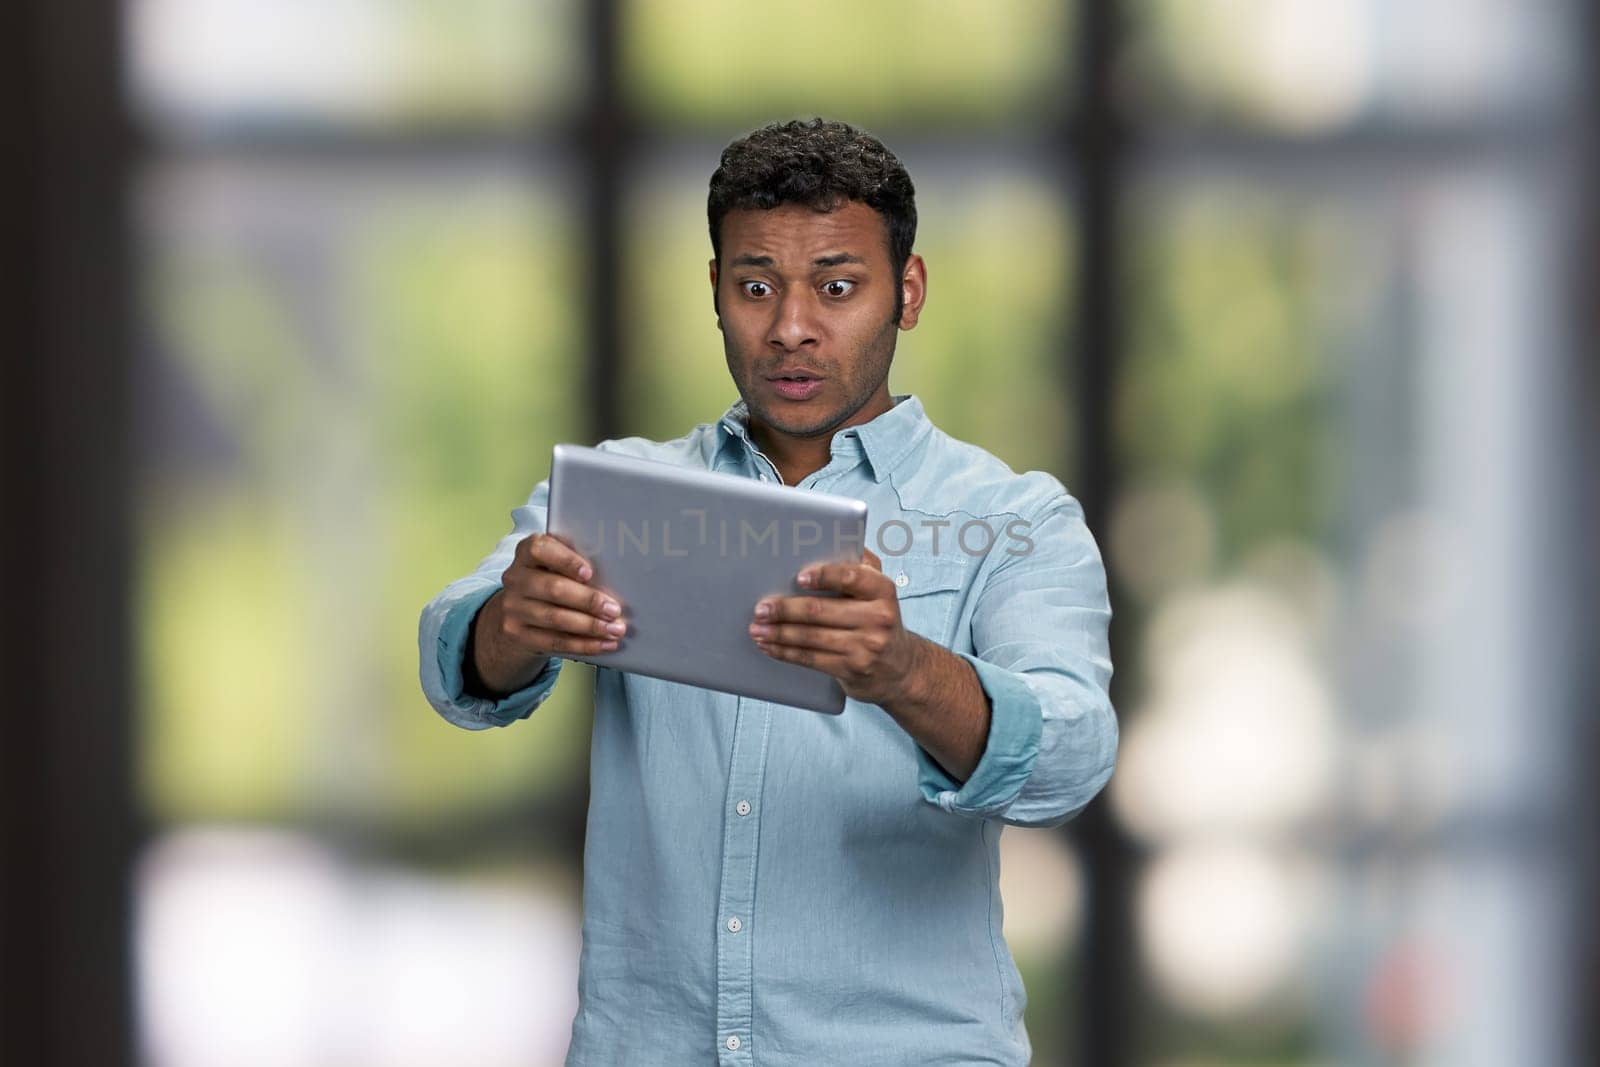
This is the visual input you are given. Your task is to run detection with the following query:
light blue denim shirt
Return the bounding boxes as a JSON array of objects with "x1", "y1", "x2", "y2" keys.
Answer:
[{"x1": 418, "y1": 394, "x2": 1117, "y2": 1066}]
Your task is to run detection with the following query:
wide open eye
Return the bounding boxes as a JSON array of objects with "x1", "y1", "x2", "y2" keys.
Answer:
[
  {"x1": 822, "y1": 280, "x2": 855, "y2": 297},
  {"x1": 741, "y1": 280, "x2": 772, "y2": 298}
]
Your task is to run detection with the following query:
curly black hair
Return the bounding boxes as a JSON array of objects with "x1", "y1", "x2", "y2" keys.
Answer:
[{"x1": 707, "y1": 118, "x2": 918, "y2": 284}]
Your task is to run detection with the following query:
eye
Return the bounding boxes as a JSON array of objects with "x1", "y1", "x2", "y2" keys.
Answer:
[
  {"x1": 741, "y1": 281, "x2": 772, "y2": 298},
  {"x1": 822, "y1": 280, "x2": 855, "y2": 297}
]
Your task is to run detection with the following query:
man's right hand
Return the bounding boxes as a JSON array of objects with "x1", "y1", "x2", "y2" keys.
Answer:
[{"x1": 468, "y1": 532, "x2": 626, "y2": 697}]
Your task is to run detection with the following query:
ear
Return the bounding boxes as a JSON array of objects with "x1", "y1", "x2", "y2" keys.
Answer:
[
  {"x1": 708, "y1": 257, "x2": 722, "y2": 328},
  {"x1": 897, "y1": 254, "x2": 927, "y2": 330}
]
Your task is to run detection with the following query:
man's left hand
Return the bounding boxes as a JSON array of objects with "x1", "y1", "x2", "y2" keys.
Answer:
[{"x1": 748, "y1": 548, "x2": 927, "y2": 706}]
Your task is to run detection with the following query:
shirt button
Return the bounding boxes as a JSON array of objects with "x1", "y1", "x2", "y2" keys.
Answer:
[
  {"x1": 726, "y1": 916, "x2": 742, "y2": 933},
  {"x1": 735, "y1": 800, "x2": 751, "y2": 816},
  {"x1": 726, "y1": 1035, "x2": 741, "y2": 1051},
  {"x1": 895, "y1": 572, "x2": 909, "y2": 588}
]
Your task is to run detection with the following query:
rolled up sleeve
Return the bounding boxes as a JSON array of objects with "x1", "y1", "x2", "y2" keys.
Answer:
[
  {"x1": 417, "y1": 480, "x2": 566, "y2": 731},
  {"x1": 916, "y1": 493, "x2": 1118, "y2": 826}
]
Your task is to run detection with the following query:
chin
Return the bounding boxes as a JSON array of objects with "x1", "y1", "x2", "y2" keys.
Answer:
[{"x1": 753, "y1": 402, "x2": 842, "y2": 439}]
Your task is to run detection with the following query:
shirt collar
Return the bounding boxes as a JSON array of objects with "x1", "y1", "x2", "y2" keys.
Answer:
[{"x1": 716, "y1": 393, "x2": 931, "y2": 484}]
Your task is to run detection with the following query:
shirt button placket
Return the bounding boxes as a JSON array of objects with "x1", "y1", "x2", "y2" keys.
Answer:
[{"x1": 715, "y1": 697, "x2": 770, "y2": 1063}]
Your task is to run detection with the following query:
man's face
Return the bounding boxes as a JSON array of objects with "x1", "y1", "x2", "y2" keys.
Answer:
[{"x1": 710, "y1": 201, "x2": 924, "y2": 440}]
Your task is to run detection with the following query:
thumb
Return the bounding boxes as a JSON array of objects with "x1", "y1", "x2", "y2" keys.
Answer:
[{"x1": 860, "y1": 547, "x2": 882, "y2": 572}]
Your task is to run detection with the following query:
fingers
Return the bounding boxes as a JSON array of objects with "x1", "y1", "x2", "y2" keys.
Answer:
[
  {"x1": 752, "y1": 592, "x2": 892, "y2": 630},
  {"x1": 749, "y1": 588, "x2": 898, "y2": 673},
  {"x1": 521, "y1": 531, "x2": 593, "y2": 582},
  {"x1": 507, "y1": 598, "x2": 628, "y2": 641},
  {"x1": 749, "y1": 619, "x2": 881, "y2": 657},
  {"x1": 500, "y1": 587, "x2": 626, "y2": 655},
  {"x1": 751, "y1": 640, "x2": 851, "y2": 675},
  {"x1": 503, "y1": 532, "x2": 626, "y2": 655},
  {"x1": 523, "y1": 570, "x2": 622, "y2": 619},
  {"x1": 504, "y1": 622, "x2": 620, "y2": 657},
  {"x1": 517, "y1": 534, "x2": 619, "y2": 614},
  {"x1": 794, "y1": 560, "x2": 895, "y2": 599}
]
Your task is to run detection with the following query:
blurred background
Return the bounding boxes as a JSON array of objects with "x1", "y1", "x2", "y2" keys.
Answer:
[{"x1": 2, "y1": 1, "x2": 1596, "y2": 1065}]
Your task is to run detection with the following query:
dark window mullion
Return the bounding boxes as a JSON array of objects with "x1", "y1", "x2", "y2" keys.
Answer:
[
  {"x1": 1068, "y1": 2, "x2": 1140, "y2": 1066},
  {"x1": 1, "y1": 1, "x2": 136, "y2": 1064},
  {"x1": 582, "y1": 0, "x2": 625, "y2": 447}
]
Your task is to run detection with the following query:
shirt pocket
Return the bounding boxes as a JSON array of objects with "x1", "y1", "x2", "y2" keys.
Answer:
[{"x1": 888, "y1": 552, "x2": 968, "y2": 646}]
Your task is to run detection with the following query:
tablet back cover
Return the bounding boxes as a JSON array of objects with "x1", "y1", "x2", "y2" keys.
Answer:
[{"x1": 547, "y1": 443, "x2": 868, "y2": 714}]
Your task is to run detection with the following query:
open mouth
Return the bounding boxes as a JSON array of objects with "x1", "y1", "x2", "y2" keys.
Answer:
[{"x1": 767, "y1": 374, "x2": 825, "y2": 400}]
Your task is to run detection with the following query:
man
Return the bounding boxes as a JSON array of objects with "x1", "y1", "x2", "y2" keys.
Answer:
[{"x1": 418, "y1": 117, "x2": 1117, "y2": 1066}]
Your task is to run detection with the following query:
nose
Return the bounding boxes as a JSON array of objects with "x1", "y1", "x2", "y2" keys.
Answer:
[{"x1": 767, "y1": 288, "x2": 820, "y2": 352}]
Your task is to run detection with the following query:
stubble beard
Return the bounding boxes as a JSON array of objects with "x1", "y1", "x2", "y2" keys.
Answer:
[{"x1": 727, "y1": 310, "x2": 901, "y2": 439}]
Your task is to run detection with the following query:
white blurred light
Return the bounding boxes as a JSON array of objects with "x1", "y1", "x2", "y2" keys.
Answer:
[
  {"x1": 999, "y1": 829, "x2": 1083, "y2": 956},
  {"x1": 1166, "y1": 0, "x2": 1574, "y2": 129},
  {"x1": 1138, "y1": 841, "x2": 1306, "y2": 1017},
  {"x1": 131, "y1": 0, "x2": 403, "y2": 126},
  {"x1": 1177, "y1": 0, "x2": 1369, "y2": 131},
  {"x1": 1112, "y1": 581, "x2": 1337, "y2": 839},
  {"x1": 136, "y1": 827, "x2": 579, "y2": 1067},
  {"x1": 1245, "y1": 0, "x2": 1370, "y2": 130},
  {"x1": 136, "y1": 830, "x2": 345, "y2": 1067},
  {"x1": 354, "y1": 874, "x2": 579, "y2": 1066}
]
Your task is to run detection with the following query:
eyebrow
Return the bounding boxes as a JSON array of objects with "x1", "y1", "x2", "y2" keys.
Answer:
[{"x1": 728, "y1": 252, "x2": 867, "y2": 269}]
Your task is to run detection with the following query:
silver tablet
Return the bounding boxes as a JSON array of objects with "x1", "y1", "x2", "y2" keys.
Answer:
[{"x1": 546, "y1": 444, "x2": 869, "y2": 714}]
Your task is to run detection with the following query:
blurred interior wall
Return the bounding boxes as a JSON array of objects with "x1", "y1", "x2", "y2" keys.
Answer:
[{"x1": 1, "y1": 1, "x2": 137, "y2": 1065}]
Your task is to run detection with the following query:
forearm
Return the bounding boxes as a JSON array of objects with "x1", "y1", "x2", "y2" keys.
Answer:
[
  {"x1": 465, "y1": 590, "x2": 552, "y2": 698},
  {"x1": 880, "y1": 635, "x2": 991, "y2": 783}
]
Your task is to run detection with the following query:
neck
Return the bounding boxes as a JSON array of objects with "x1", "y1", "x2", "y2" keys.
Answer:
[{"x1": 749, "y1": 386, "x2": 894, "y2": 486}]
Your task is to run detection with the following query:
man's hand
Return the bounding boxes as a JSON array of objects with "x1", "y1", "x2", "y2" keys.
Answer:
[
  {"x1": 748, "y1": 547, "x2": 992, "y2": 782},
  {"x1": 471, "y1": 533, "x2": 627, "y2": 696},
  {"x1": 746, "y1": 548, "x2": 926, "y2": 707}
]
